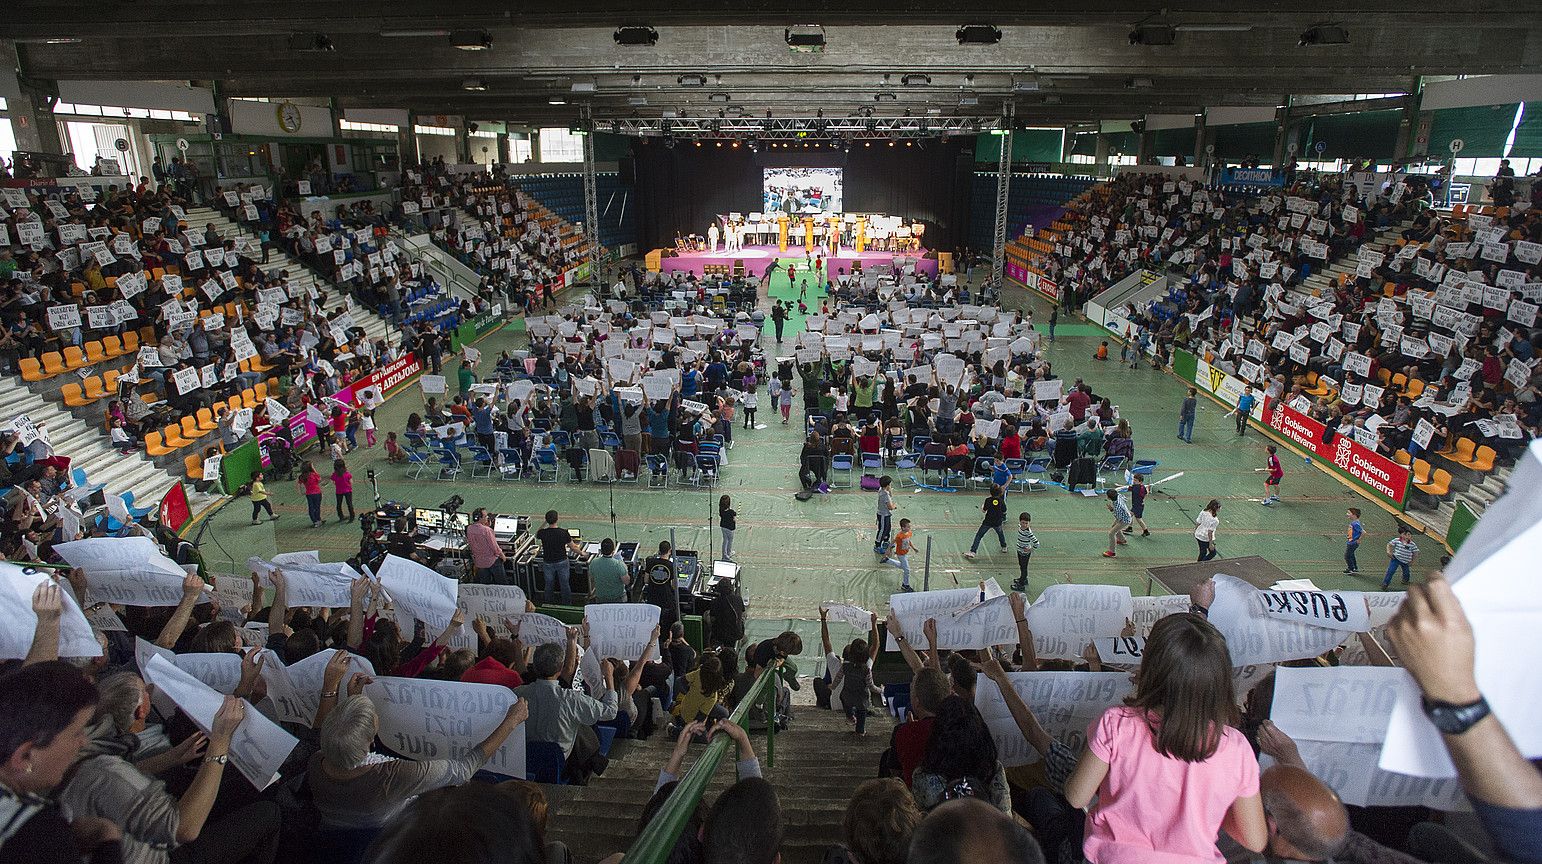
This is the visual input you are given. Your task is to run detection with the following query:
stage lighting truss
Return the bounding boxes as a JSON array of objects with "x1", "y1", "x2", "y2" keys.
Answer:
[{"x1": 591, "y1": 114, "x2": 995, "y2": 141}]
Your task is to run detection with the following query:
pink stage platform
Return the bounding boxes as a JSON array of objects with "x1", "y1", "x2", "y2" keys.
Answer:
[{"x1": 660, "y1": 244, "x2": 939, "y2": 280}]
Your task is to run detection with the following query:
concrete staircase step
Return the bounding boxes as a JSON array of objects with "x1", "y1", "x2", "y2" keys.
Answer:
[
  {"x1": 185, "y1": 208, "x2": 398, "y2": 346},
  {"x1": 0, "y1": 375, "x2": 185, "y2": 506},
  {"x1": 548, "y1": 707, "x2": 892, "y2": 864}
]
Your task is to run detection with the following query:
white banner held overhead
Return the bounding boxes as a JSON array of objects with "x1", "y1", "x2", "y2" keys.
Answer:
[
  {"x1": 55, "y1": 536, "x2": 197, "y2": 607},
  {"x1": 1256, "y1": 590, "x2": 1371, "y2": 632},
  {"x1": 1207, "y1": 574, "x2": 1348, "y2": 666},
  {"x1": 366, "y1": 676, "x2": 526, "y2": 779},
  {"x1": 377, "y1": 554, "x2": 458, "y2": 633},
  {"x1": 584, "y1": 603, "x2": 661, "y2": 662},
  {"x1": 1024, "y1": 584, "x2": 1134, "y2": 661},
  {"x1": 142, "y1": 654, "x2": 298, "y2": 790},
  {"x1": 0, "y1": 563, "x2": 103, "y2": 660},
  {"x1": 975, "y1": 672, "x2": 1132, "y2": 767},
  {"x1": 886, "y1": 581, "x2": 1019, "y2": 652}
]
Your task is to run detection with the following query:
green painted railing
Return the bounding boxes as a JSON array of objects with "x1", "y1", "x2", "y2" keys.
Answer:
[{"x1": 619, "y1": 665, "x2": 779, "y2": 864}]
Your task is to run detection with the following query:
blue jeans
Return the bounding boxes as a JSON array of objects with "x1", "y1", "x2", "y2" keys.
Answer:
[
  {"x1": 1345, "y1": 542, "x2": 1359, "y2": 572},
  {"x1": 306, "y1": 493, "x2": 322, "y2": 524},
  {"x1": 1178, "y1": 416, "x2": 1194, "y2": 442},
  {"x1": 971, "y1": 522, "x2": 1007, "y2": 553},
  {"x1": 884, "y1": 553, "x2": 911, "y2": 586},
  {"x1": 543, "y1": 559, "x2": 572, "y2": 605},
  {"x1": 1383, "y1": 559, "x2": 1410, "y2": 587}
]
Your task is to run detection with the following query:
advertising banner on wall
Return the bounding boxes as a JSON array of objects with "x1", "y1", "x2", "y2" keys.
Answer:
[
  {"x1": 1262, "y1": 399, "x2": 1411, "y2": 506},
  {"x1": 1194, "y1": 359, "x2": 1267, "y2": 421}
]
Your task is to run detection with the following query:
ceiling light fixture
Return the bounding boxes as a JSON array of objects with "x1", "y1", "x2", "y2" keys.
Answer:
[
  {"x1": 1128, "y1": 24, "x2": 1176, "y2": 45},
  {"x1": 902, "y1": 74, "x2": 932, "y2": 87},
  {"x1": 1298, "y1": 24, "x2": 1350, "y2": 46},
  {"x1": 678, "y1": 74, "x2": 707, "y2": 87},
  {"x1": 785, "y1": 24, "x2": 826, "y2": 52},
  {"x1": 288, "y1": 33, "x2": 335, "y2": 52},
  {"x1": 614, "y1": 26, "x2": 659, "y2": 46},
  {"x1": 956, "y1": 24, "x2": 1002, "y2": 45},
  {"x1": 450, "y1": 30, "x2": 492, "y2": 51},
  {"x1": 463, "y1": 78, "x2": 487, "y2": 91}
]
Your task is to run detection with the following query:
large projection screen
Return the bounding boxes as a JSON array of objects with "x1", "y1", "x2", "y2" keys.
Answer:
[{"x1": 763, "y1": 167, "x2": 843, "y2": 215}]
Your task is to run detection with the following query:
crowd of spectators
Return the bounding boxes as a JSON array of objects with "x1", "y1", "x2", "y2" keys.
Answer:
[{"x1": 1027, "y1": 170, "x2": 1539, "y2": 481}]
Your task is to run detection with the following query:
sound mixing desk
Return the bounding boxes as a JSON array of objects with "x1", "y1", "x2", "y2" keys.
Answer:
[{"x1": 367, "y1": 502, "x2": 739, "y2": 610}]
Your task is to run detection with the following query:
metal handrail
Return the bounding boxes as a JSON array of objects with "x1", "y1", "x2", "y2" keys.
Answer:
[{"x1": 618, "y1": 664, "x2": 779, "y2": 864}]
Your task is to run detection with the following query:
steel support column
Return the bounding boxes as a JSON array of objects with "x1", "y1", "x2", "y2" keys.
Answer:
[
  {"x1": 988, "y1": 102, "x2": 1014, "y2": 289},
  {"x1": 580, "y1": 104, "x2": 602, "y2": 287}
]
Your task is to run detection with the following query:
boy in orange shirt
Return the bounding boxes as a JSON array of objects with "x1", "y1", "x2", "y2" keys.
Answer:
[
  {"x1": 883, "y1": 518, "x2": 914, "y2": 592},
  {"x1": 1093, "y1": 341, "x2": 1110, "y2": 361}
]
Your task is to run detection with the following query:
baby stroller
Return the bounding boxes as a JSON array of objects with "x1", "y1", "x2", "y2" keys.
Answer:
[{"x1": 266, "y1": 434, "x2": 295, "y2": 481}]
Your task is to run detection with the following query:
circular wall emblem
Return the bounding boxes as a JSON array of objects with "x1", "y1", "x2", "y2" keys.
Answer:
[{"x1": 1448, "y1": 138, "x2": 1464, "y2": 154}]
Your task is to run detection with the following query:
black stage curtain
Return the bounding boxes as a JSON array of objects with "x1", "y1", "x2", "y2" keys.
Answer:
[{"x1": 631, "y1": 139, "x2": 973, "y2": 252}]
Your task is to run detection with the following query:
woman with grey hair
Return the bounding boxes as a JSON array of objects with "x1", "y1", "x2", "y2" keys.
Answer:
[
  {"x1": 58, "y1": 671, "x2": 278, "y2": 864},
  {"x1": 308, "y1": 685, "x2": 529, "y2": 830}
]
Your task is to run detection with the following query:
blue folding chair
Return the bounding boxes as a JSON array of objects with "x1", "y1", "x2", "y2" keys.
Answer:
[
  {"x1": 829, "y1": 452, "x2": 855, "y2": 488},
  {"x1": 1023, "y1": 455, "x2": 1052, "y2": 492},
  {"x1": 70, "y1": 468, "x2": 105, "y2": 498},
  {"x1": 405, "y1": 446, "x2": 435, "y2": 479},
  {"x1": 121, "y1": 491, "x2": 153, "y2": 520},
  {"x1": 534, "y1": 447, "x2": 560, "y2": 483},
  {"x1": 525, "y1": 741, "x2": 568, "y2": 784},
  {"x1": 465, "y1": 445, "x2": 496, "y2": 479}
]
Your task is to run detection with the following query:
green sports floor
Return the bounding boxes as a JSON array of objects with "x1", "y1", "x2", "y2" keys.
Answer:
[{"x1": 192, "y1": 276, "x2": 1425, "y2": 664}]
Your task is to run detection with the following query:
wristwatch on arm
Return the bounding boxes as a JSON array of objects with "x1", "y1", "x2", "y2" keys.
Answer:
[{"x1": 1421, "y1": 695, "x2": 1490, "y2": 735}]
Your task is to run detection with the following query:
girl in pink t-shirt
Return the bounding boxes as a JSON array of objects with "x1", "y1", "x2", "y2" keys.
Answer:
[
  {"x1": 329, "y1": 459, "x2": 355, "y2": 523},
  {"x1": 297, "y1": 461, "x2": 324, "y2": 528},
  {"x1": 1065, "y1": 612, "x2": 1267, "y2": 864}
]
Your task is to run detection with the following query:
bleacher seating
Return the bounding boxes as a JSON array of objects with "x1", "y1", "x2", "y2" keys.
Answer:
[{"x1": 512, "y1": 172, "x2": 639, "y2": 250}]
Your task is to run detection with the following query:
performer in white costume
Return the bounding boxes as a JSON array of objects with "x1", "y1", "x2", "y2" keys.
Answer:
[{"x1": 708, "y1": 221, "x2": 720, "y2": 253}]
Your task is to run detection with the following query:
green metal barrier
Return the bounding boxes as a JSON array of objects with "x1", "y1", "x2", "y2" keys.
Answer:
[
  {"x1": 619, "y1": 664, "x2": 779, "y2": 864},
  {"x1": 1445, "y1": 500, "x2": 1479, "y2": 552}
]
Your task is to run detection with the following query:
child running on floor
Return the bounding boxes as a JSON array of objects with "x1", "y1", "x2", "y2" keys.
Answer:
[
  {"x1": 1125, "y1": 473, "x2": 1152, "y2": 538},
  {"x1": 361, "y1": 408, "x2": 378, "y2": 447},
  {"x1": 883, "y1": 517, "x2": 914, "y2": 592},
  {"x1": 1104, "y1": 489, "x2": 1132, "y2": 558},
  {"x1": 741, "y1": 388, "x2": 758, "y2": 429},
  {"x1": 1383, "y1": 525, "x2": 1419, "y2": 589},
  {"x1": 1260, "y1": 444, "x2": 1283, "y2": 506}
]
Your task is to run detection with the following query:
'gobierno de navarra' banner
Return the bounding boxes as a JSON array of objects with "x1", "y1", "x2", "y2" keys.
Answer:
[{"x1": 1262, "y1": 399, "x2": 1411, "y2": 507}]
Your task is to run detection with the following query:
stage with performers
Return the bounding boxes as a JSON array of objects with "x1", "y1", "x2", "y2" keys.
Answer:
[{"x1": 658, "y1": 244, "x2": 939, "y2": 281}]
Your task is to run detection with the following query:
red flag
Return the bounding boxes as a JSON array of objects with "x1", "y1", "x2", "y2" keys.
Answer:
[{"x1": 159, "y1": 482, "x2": 191, "y2": 533}]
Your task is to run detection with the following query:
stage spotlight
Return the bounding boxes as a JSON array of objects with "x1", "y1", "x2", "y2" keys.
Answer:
[
  {"x1": 888, "y1": 140, "x2": 895, "y2": 147},
  {"x1": 731, "y1": 141, "x2": 739, "y2": 148},
  {"x1": 613, "y1": 26, "x2": 659, "y2": 46},
  {"x1": 715, "y1": 140, "x2": 723, "y2": 147},
  {"x1": 695, "y1": 140, "x2": 702, "y2": 147},
  {"x1": 906, "y1": 141, "x2": 914, "y2": 147},
  {"x1": 864, "y1": 141, "x2": 871, "y2": 147}
]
